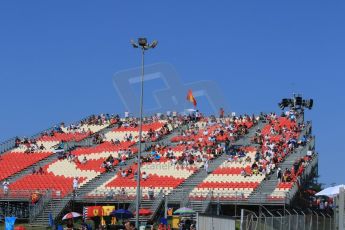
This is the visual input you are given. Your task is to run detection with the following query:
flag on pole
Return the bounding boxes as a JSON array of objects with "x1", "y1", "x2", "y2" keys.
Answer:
[{"x1": 186, "y1": 89, "x2": 197, "y2": 107}]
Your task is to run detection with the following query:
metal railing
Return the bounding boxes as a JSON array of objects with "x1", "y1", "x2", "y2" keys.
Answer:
[
  {"x1": 150, "y1": 190, "x2": 164, "y2": 219},
  {"x1": 0, "y1": 189, "x2": 66, "y2": 200},
  {"x1": 128, "y1": 196, "x2": 137, "y2": 213},
  {"x1": 241, "y1": 208, "x2": 334, "y2": 230},
  {"x1": 202, "y1": 190, "x2": 213, "y2": 213},
  {"x1": 0, "y1": 137, "x2": 17, "y2": 154},
  {"x1": 29, "y1": 190, "x2": 52, "y2": 222}
]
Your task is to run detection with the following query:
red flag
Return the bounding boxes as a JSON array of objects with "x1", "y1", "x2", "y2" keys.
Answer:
[{"x1": 186, "y1": 89, "x2": 197, "y2": 107}]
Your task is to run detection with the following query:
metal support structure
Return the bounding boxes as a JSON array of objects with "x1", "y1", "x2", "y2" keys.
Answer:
[
  {"x1": 319, "y1": 212, "x2": 326, "y2": 230},
  {"x1": 311, "y1": 210, "x2": 318, "y2": 230},
  {"x1": 131, "y1": 38, "x2": 158, "y2": 229},
  {"x1": 293, "y1": 209, "x2": 299, "y2": 230},
  {"x1": 216, "y1": 193, "x2": 220, "y2": 216},
  {"x1": 240, "y1": 209, "x2": 244, "y2": 230},
  {"x1": 301, "y1": 210, "x2": 306, "y2": 230},
  {"x1": 339, "y1": 187, "x2": 345, "y2": 230},
  {"x1": 164, "y1": 193, "x2": 168, "y2": 219},
  {"x1": 135, "y1": 47, "x2": 145, "y2": 229},
  {"x1": 285, "y1": 209, "x2": 292, "y2": 230},
  {"x1": 276, "y1": 211, "x2": 283, "y2": 230}
]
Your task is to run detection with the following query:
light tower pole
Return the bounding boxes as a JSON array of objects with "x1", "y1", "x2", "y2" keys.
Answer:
[{"x1": 130, "y1": 38, "x2": 158, "y2": 229}]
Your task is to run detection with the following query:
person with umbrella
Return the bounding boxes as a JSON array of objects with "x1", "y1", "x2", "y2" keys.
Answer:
[
  {"x1": 124, "y1": 221, "x2": 137, "y2": 230},
  {"x1": 110, "y1": 209, "x2": 133, "y2": 224},
  {"x1": 62, "y1": 211, "x2": 82, "y2": 229}
]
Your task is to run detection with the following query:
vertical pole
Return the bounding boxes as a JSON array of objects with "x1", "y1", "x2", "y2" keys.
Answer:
[
  {"x1": 135, "y1": 48, "x2": 145, "y2": 229},
  {"x1": 339, "y1": 187, "x2": 345, "y2": 230},
  {"x1": 235, "y1": 191, "x2": 237, "y2": 217},
  {"x1": 240, "y1": 209, "x2": 244, "y2": 230},
  {"x1": 164, "y1": 194, "x2": 168, "y2": 219},
  {"x1": 196, "y1": 212, "x2": 199, "y2": 230},
  {"x1": 217, "y1": 194, "x2": 220, "y2": 216}
]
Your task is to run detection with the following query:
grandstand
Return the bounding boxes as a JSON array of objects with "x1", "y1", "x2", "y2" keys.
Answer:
[{"x1": 0, "y1": 108, "x2": 319, "y2": 228}]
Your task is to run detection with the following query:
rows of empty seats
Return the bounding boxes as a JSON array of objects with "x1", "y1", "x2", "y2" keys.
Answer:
[
  {"x1": 8, "y1": 157, "x2": 97, "y2": 198},
  {"x1": 6, "y1": 139, "x2": 138, "y2": 198},
  {"x1": 0, "y1": 151, "x2": 53, "y2": 181},
  {"x1": 0, "y1": 116, "x2": 116, "y2": 183}
]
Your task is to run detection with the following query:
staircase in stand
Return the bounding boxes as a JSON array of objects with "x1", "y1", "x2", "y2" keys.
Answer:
[
  {"x1": 168, "y1": 121, "x2": 265, "y2": 212},
  {"x1": 248, "y1": 123, "x2": 315, "y2": 204},
  {"x1": 31, "y1": 123, "x2": 186, "y2": 226}
]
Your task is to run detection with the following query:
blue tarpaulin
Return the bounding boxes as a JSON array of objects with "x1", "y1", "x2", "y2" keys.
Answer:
[{"x1": 5, "y1": 217, "x2": 16, "y2": 230}]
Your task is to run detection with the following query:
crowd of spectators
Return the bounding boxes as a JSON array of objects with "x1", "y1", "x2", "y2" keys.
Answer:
[
  {"x1": 80, "y1": 114, "x2": 120, "y2": 126},
  {"x1": 14, "y1": 137, "x2": 46, "y2": 153},
  {"x1": 223, "y1": 111, "x2": 312, "y2": 181}
]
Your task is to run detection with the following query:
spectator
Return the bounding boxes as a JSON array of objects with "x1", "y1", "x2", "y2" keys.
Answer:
[
  {"x1": 204, "y1": 160, "x2": 209, "y2": 174},
  {"x1": 124, "y1": 221, "x2": 136, "y2": 230},
  {"x1": 39, "y1": 143, "x2": 45, "y2": 150},
  {"x1": 38, "y1": 166, "x2": 44, "y2": 175},
  {"x1": 277, "y1": 168, "x2": 282, "y2": 182},
  {"x1": 2, "y1": 179, "x2": 9, "y2": 195},
  {"x1": 148, "y1": 186, "x2": 154, "y2": 200},
  {"x1": 81, "y1": 156, "x2": 88, "y2": 164},
  {"x1": 121, "y1": 170, "x2": 127, "y2": 178},
  {"x1": 142, "y1": 172, "x2": 148, "y2": 181},
  {"x1": 73, "y1": 177, "x2": 79, "y2": 196}
]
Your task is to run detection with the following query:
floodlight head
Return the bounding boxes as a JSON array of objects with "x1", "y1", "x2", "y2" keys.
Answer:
[
  {"x1": 278, "y1": 102, "x2": 285, "y2": 110},
  {"x1": 138, "y1": 37, "x2": 148, "y2": 47},
  {"x1": 150, "y1": 40, "x2": 158, "y2": 48},
  {"x1": 130, "y1": 39, "x2": 139, "y2": 48},
  {"x1": 294, "y1": 96, "x2": 303, "y2": 106},
  {"x1": 303, "y1": 99, "x2": 314, "y2": 110}
]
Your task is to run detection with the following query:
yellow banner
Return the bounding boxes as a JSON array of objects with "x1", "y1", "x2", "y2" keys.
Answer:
[{"x1": 102, "y1": 206, "x2": 115, "y2": 216}]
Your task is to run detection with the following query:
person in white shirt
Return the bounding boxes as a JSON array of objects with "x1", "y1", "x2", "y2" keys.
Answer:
[
  {"x1": 307, "y1": 150, "x2": 313, "y2": 157},
  {"x1": 142, "y1": 172, "x2": 148, "y2": 181},
  {"x1": 73, "y1": 177, "x2": 79, "y2": 196},
  {"x1": 81, "y1": 156, "x2": 87, "y2": 164},
  {"x1": 3, "y1": 180, "x2": 9, "y2": 195},
  {"x1": 148, "y1": 186, "x2": 154, "y2": 200},
  {"x1": 204, "y1": 160, "x2": 209, "y2": 173}
]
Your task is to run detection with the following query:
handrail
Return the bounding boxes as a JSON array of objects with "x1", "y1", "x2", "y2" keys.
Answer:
[
  {"x1": 0, "y1": 189, "x2": 55, "y2": 200},
  {"x1": 128, "y1": 196, "x2": 137, "y2": 213},
  {"x1": 180, "y1": 190, "x2": 191, "y2": 208},
  {"x1": 29, "y1": 190, "x2": 52, "y2": 222},
  {"x1": 0, "y1": 137, "x2": 17, "y2": 155},
  {"x1": 285, "y1": 154, "x2": 318, "y2": 201},
  {"x1": 202, "y1": 190, "x2": 213, "y2": 213},
  {"x1": 149, "y1": 190, "x2": 164, "y2": 219}
]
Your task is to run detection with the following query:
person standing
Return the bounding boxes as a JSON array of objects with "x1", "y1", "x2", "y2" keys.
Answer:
[
  {"x1": 219, "y1": 108, "x2": 224, "y2": 118},
  {"x1": 2, "y1": 179, "x2": 9, "y2": 195},
  {"x1": 204, "y1": 160, "x2": 209, "y2": 174},
  {"x1": 73, "y1": 177, "x2": 79, "y2": 196},
  {"x1": 277, "y1": 168, "x2": 282, "y2": 182}
]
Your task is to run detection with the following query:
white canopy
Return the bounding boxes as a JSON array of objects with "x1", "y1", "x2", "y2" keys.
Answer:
[{"x1": 315, "y1": 184, "x2": 345, "y2": 197}]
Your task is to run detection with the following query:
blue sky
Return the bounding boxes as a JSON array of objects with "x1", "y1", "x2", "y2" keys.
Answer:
[{"x1": 0, "y1": 1, "x2": 344, "y2": 186}]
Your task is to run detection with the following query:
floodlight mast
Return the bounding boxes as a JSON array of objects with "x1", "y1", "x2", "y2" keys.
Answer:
[{"x1": 131, "y1": 37, "x2": 158, "y2": 229}]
